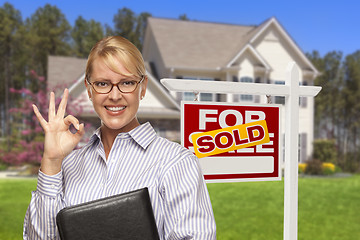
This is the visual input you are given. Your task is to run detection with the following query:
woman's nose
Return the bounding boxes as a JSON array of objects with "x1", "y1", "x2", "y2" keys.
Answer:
[{"x1": 108, "y1": 85, "x2": 123, "y2": 100}]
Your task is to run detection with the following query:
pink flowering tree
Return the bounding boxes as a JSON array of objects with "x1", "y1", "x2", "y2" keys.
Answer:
[{"x1": 0, "y1": 70, "x2": 92, "y2": 166}]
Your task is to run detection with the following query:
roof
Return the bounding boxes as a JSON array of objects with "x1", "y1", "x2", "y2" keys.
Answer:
[
  {"x1": 145, "y1": 17, "x2": 318, "y2": 75},
  {"x1": 146, "y1": 17, "x2": 258, "y2": 69},
  {"x1": 47, "y1": 56, "x2": 87, "y2": 91}
]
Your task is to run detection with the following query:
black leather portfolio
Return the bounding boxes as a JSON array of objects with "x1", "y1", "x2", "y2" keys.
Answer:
[{"x1": 56, "y1": 187, "x2": 160, "y2": 240}]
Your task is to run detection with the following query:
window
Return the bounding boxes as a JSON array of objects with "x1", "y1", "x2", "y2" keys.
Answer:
[
  {"x1": 274, "y1": 80, "x2": 285, "y2": 105},
  {"x1": 300, "y1": 81, "x2": 308, "y2": 108},
  {"x1": 272, "y1": 80, "x2": 307, "y2": 107},
  {"x1": 200, "y1": 93, "x2": 213, "y2": 102},
  {"x1": 183, "y1": 92, "x2": 196, "y2": 101},
  {"x1": 182, "y1": 77, "x2": 215, "y2": 101},
  {"x1": 232, "y1": 76, "x2": 254, "y2": 102},
  {"x1": 240, "y1": 77, "x2": 254, "y2": 102}
]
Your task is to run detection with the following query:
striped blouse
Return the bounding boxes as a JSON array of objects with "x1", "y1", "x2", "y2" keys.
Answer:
[{"x1": 23, "y1": 122, "x2": 216, "y2": 239}]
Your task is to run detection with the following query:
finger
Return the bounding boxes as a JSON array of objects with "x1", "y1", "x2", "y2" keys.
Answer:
[
  {"x1": 76, "y1": 123, "x2": 86, "y2": 137},
  {"x1": 63, "y1": 115, "x2": 80, "y2": 130},
  {"x1": 48, "y1": 92, "x2": 56, "y2": 121},
  {"x1": 57, "y1": 89, "x2": 69, "y2": 118},
  {"x1": 32, "y1": 104, "x2": 48, "y2": 129}
]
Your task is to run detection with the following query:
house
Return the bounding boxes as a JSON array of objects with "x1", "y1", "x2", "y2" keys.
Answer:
[
  {"x1": 48, "y1": 16, "x2": 319, "y2": 162},
  {"x1": 142, "y1": 17, "x2": 319, "y2": 162}
]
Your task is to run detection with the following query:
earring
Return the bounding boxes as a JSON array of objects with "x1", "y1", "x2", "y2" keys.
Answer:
[{"x1": 140, "y1": 96, "x2": 144, "y2": 100}]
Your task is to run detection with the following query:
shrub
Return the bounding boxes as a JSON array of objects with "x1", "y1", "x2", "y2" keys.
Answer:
[
  {"x1": 304, "y1": 160, "x2": 337, "y2": 175},
  {"x1": 305, "y1": 159, "x2": 323, "y2": 175},
  {"x1": 313, "y1": 139, "x2": 337, "y2": 164},
  {"x1": 2, "y1": 70, "x2": 93, "y2": 166},
  {"x1": 322, "y1": 162, "x2": 336, "y2": 175},
  {"x1": 298, "y1": 163, "x2": 307, "y2": 174}
]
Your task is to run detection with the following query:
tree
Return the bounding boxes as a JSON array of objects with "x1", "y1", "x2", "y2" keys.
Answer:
[
  {"x1": 71, "y1": 16, "x2": 104, "y2": 58},
  {"x1": 342, "y1": 51, "x2": 360, "y2": 170},
  {"x1": 113, "y1": 8, "x2": 135, "y2": 37},
  {"x1": 25, "y1": 4, "x2": 71, "y2": 77},
  {"x1": 179, "y1": 14, "x2": 190, "y2": 20},
  {"x1": 0, "y1": 70, "x2": 92, "y2": 166},
  {"x1": 0, "y1": 2, "x2": 26, "y2": 150},
  {"x1": 0, "y1": 71, "x2": 47, "y2": 165},
  {"x1": 112, "y1": 7, "x2": 151, "y2": 50},
  {"x1": 134, "y1": 12, "x2": 151, "y2": 49},
  {"x1": 307, "y1": 51, "x2": 343, "y2": 140},
  {"x1": 308, "y1": 50, "x2": 360, "y2": 172}
]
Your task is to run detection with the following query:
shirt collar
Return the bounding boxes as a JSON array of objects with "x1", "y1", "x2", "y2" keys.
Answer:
[
  {"x1": 128, "y1": 122, "x2": 157, "y2": 149},
  {"x1": 89, "y1": 122, "x2": 156, "y2": 150}
]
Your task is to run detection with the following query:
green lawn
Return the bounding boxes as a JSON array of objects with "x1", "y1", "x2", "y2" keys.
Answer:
[
  {"x1": 207, "y1": 175, "x2": 360, "y2": 239},
  {"x1": 1, "y1": 175, "x2": 359, "y2": 240},
  {"x1": 0, "y1": 178, "x2": 36, "y2": 240}
]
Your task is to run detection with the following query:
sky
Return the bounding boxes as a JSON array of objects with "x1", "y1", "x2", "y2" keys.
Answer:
[{"x1": 4, "y1": 0, "x2": 360, "y2": 57}]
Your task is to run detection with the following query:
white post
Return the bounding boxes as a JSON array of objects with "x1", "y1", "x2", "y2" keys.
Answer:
[
  {"x1": 283, "y1": 62, "x2": 300, "y2": 240},
  {"x1": 160, "y1": 62, "x2": 321, "y2": 240}
]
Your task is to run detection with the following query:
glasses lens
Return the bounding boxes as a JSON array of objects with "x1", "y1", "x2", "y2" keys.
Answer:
[
  {"x1": 92, "y1": 81, "x2": 112, "y2": 94},
  {"x1": 90, "y1": 76, "x2": 143, "y2": 94},
  {"x1": 118, "y1": 80, "x2": 139, "y2": 93}
]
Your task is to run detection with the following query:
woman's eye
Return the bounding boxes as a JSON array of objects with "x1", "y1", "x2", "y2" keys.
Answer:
[
  {"x1": 121, "y1": 80, "x2": 136, "y2": 86},
  {"x1": 94, "y1": 82, "x2": 109, "y2": 87}
]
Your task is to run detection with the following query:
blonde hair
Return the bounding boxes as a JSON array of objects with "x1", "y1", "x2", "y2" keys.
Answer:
[{"x1": 85, "y1": 36, "x2": 146, "y2": 80}]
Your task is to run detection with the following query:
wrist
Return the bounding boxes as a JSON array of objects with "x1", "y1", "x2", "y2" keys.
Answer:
[{"x1": 40, "y1": 157, "x2": 63, "y2": 175}]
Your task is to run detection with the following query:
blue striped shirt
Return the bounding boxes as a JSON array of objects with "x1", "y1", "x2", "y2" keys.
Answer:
[{"x1": 23, "y1": 122, "x2": 216, "y2": 239}]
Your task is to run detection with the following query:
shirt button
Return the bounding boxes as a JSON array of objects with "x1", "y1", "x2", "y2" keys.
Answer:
[{"x1": 50, "y1": 184, "x2": 56, "y2": 189}]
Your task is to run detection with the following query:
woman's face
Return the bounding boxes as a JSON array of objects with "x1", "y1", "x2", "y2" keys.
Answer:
[{"x1": 86, "y1": 57, "x2": 147, "y2": 133}]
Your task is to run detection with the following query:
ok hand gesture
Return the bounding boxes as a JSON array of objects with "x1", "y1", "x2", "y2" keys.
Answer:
[{"x1": 33, "y1": 89, "x2": 85, "y2": 175}]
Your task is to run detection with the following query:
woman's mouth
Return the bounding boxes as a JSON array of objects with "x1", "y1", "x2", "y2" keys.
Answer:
[{"x1": 105, "y1": 106, "x2": 126, "y2": 112}]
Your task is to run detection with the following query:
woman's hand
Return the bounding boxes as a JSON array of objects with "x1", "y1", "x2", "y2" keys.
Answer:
[{"x1": 33, "y1": 89, "x2": 85, "y2": 175}]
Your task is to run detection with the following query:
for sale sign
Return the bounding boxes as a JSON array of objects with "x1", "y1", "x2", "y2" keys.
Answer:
[{"x1": 182, "y1": 101, "x2": 281, "y2": 182}]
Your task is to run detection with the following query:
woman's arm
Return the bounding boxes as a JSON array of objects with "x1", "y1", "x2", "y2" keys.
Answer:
[
  {"x1": 161, "y1": 154, "x2": 216, "y2": 239},
  {"x1": 23, "y1": 89, "x2": 85, "y2": 239}
]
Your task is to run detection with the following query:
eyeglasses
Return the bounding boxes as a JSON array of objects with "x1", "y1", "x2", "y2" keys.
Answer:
[{"x1": 86, "y1": 75, "x2": 145, "y2": 94}]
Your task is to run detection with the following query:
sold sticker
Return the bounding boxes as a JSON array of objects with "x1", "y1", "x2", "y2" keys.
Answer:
[{"x1": 191, "y1": 120, "x2": 270, "y2": 158}]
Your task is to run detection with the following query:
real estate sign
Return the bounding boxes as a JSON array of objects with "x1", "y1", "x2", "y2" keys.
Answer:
[{"x1": 182, "y1": 101, "x2": 281, "y2": 182}]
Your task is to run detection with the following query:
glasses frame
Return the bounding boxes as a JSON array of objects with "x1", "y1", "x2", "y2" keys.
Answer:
[{"x1": 86, "y1": 75, "x2": 145, "y2": 94}]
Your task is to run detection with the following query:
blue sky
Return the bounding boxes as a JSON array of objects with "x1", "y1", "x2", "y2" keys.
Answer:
[{"x1": 5, "y1": 0, "x2": 360, "y2": 57}]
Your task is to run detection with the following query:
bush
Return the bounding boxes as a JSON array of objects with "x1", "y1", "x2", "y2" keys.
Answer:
[
  {"x1": 322, "y1": 162, "x2": 336, "y2": 175},
  {"x1": 298, "y1": 163, "x2": 307, "y2": 174},
  {"x1": 305, "y1": 159, "x2": 323, "y2": 175},
  {"x1": 303, "y1": 160, "x2": 338, "y2": 175},
  {"x1": 313, "y1": 139, "x2": 337, "y2": 164}
]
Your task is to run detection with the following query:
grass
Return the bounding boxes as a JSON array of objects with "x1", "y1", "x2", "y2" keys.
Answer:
[
  {"x1": 0, "y1": 178, "x2": 36, "y2": 240},
  {"x1": 207, "y1": 175, "x2": 360, "y2": 239},
  {"x1": 1, "y1": 175, "x2": 359, "y2": 240}
]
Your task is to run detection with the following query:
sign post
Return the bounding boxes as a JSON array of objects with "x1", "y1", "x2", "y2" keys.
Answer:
[{"x1": 161, "y1": 62, "x2": 321, "y2": 240}]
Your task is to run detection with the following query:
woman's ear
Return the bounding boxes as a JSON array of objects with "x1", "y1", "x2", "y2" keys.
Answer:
[
  {"x1": 140, "y1": 76, "x2": 148, "y2": 100},
  {"x1": 84, "y1": 78, "x2": 92, "y2": 100}
]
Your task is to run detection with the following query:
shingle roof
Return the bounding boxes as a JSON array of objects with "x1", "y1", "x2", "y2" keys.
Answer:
[
  {"x1": 47, "y1": 56, "x2": 87, "y2": 91},
  {"x1": 147, "y1": 17, "x2": 264, "y2": 69}
]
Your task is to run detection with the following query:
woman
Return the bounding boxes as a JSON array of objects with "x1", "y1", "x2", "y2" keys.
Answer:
[{"x1": 23, "y1": 36, "x2": 216, "y2": 239}]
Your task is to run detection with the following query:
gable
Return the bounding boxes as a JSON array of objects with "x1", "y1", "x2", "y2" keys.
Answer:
[
  {"x1": 250, "y1": 18, "x2": 318, "y2": 77},
  {"x1": 225, "y1": 18, "x2": 318, "y2": 81},
  {"x1": 144, "y1": 17, "x2": 255, "y2": 70}
]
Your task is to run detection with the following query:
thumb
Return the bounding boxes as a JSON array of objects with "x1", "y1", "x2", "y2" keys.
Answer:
[{"x1": 75, "y1": 123, "x2": 85, "y2": 138}]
